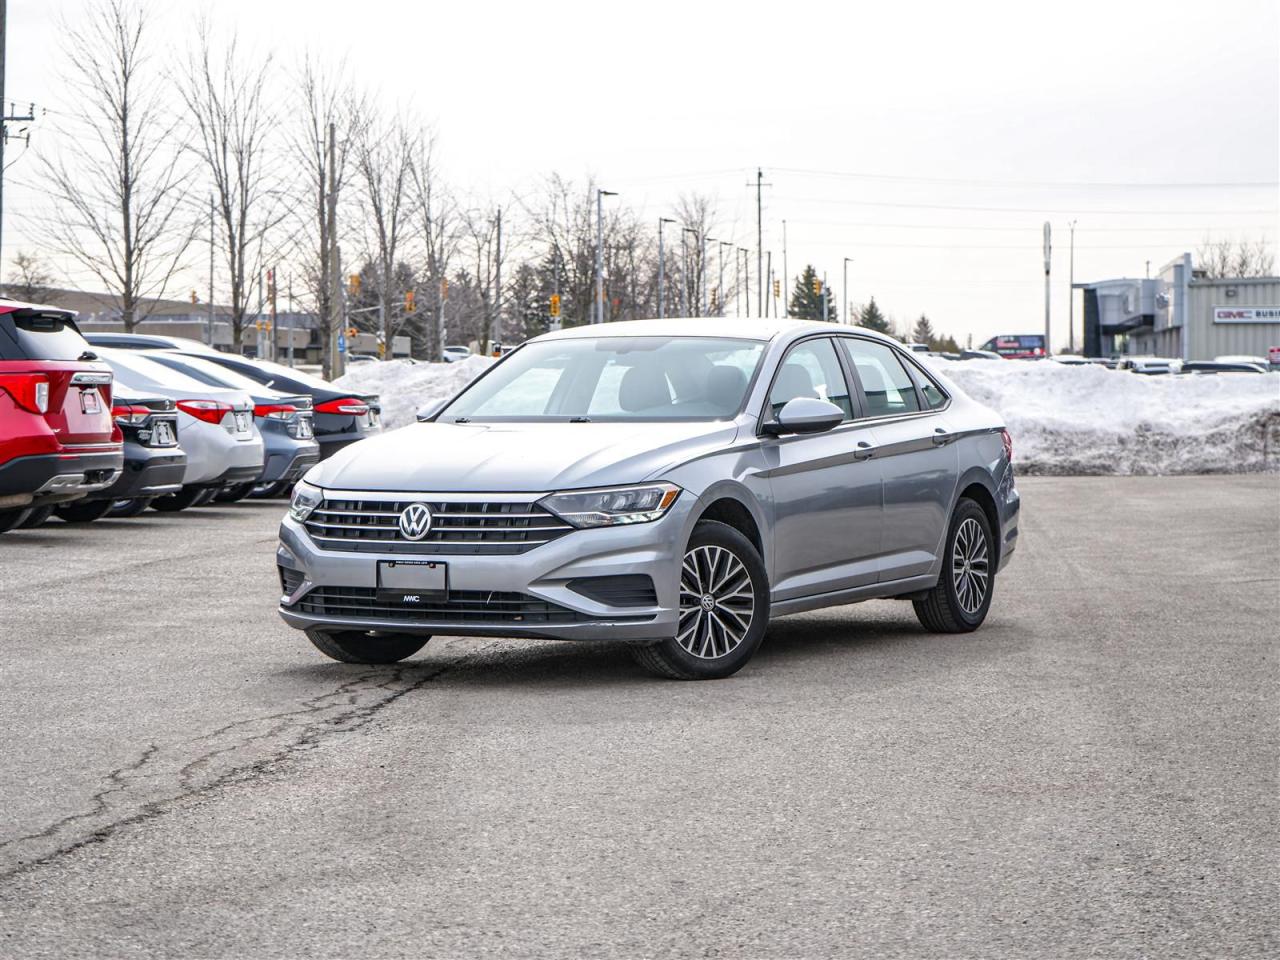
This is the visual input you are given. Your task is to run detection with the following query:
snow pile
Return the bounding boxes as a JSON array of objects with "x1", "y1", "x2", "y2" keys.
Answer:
[
  {"x1": 928, "y1": 358, "x2": 1280, "y2": 475},
  {"x1": 331, "y1": 354, "x2": 1279, "y2": 475},
  {"x1": 333, "y1": 356, "x2": 493, "y2": 429}
]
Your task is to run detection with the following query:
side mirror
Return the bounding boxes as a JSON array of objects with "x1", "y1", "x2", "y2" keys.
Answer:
[
  {"x1": 763, "y1": 397, "x2": 845, "y2": 436},
  {"x1": 415, "y1": 399, "x2": 447, "y2": 423}
]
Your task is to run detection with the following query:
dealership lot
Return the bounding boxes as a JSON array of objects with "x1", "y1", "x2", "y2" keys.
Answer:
[{"x1": 0, "y1": 476, "x2": 1275, "y2": 959}]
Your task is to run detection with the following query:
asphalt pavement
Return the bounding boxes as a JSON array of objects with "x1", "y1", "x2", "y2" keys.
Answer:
[{"x1": 0, "y1": 476, "x2": 1276, "y2": 959}]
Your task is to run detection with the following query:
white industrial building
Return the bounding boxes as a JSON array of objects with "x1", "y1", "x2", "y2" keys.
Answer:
[{"x1": 1080, "y1": 253, "x2": 1280, "y2": 363}]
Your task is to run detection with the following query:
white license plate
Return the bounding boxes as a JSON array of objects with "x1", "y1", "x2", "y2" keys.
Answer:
[
  {"x1": 297, "y1": 416, "x2": 314, "y2": 439},
  {"x1": 234, "y1": 412, "x2": 249, "y2": 432},
  {"x1": 377, "y1": 560, "x2": 447, "y2": 603},
  {"x1": 152, "y1": 420, "x2": 175, "y2": 446},
  {"x1": 81, "y1": 389, "x2": 101, "y2": 414}
]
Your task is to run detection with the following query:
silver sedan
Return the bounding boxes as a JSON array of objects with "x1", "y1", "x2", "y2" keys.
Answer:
[{"x1": 278, "y1": 318, "x2": 1020, "y2": 679}]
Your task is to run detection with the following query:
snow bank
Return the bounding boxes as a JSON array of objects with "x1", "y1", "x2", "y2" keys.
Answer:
[
  {"x1": 333, "y1": 356, "x2": 493, "y2": 429},
  {"x1": 927, "y1": 359, "x2": 1280, "y2": 475},
  {"x1": 331, "y1": 354, "x2": 1279, "y2": 475}
]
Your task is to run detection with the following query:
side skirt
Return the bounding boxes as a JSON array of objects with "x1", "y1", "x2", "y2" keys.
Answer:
[{"x1": 770, "y1": 574, "x2": 939, "y2": 618}]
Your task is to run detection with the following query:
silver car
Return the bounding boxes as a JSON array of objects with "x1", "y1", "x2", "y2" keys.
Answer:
[{"x1": 278, "y1": 319, "x2": 1020, "y2": 679}]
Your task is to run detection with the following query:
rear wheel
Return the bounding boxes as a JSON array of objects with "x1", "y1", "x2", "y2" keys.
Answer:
[
  {"x1": 214, "y1": 482, "x2": 255, "y2": 503},
  {"x1": 913, "y1": 498, "x2": 995, "y2": 633},
  {"x1": 632, "y1": 520, "x2": 769, "y2": 680},
  {"x1": 252, "y1": 480, "x2": 292, "y2": 499},
  {"x1": 109, "y1": 498, "x2": 153, "y2": 518},
  {"x1": 305, "y1": 629, "x2": 429, "y2": 664},
  {"x1": 150, "y1": 486, "x2": 206, "y2": 512},
  {"x1": 16, "y1": 505, "x2": 54, "y2": 529},
  {"x1": 55, "y1": 500, "x2": 113, "y2": 524}
]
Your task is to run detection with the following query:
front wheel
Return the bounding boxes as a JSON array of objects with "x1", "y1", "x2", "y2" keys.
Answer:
[
  {"x1": 214, "y1": 482, "x2": 255, "y2": 503},
  {"x1": 913, "y1": 498, "x2": 995, "y2": 633},
  {"x1": 633, "y1": 520, "x2": 770, "y2": 680},
  {"x1": 305, "y1": 629, "x2": 429, "y2": 664}
]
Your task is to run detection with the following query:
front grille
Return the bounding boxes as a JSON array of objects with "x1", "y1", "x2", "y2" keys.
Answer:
[
  {"x1": 295, "y1": 586, "x2": 626, "y2": 625},
  {"x1": 304, "y1": 497, "x2": 574, "y2": 555},
  {"x1": 567, "y1": 575, "x2": 658, "y2": 607}
]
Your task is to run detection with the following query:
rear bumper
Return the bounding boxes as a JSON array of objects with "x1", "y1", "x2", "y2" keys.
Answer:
[
  {"x1": 260, "y1": 438, "x2": 321, "y2": 485},
  {"x1": 0, "y1": 450, "x2": 123, "y2": 503},
  {"x1": 91, "y1": 445, "x2": 187, "y2": 502}
]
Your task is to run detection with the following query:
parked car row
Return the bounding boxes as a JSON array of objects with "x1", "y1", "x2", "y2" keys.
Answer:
[{"x1": 0, "y1": 299, "x2": 382, "y2": 534}]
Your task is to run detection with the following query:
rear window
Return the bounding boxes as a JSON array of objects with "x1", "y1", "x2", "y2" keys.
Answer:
[{"x1": 0, "y1": 312, "x2": 92, "y2": 361}]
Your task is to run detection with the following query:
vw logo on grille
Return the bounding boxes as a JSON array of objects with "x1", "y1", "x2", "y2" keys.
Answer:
[{"x1": 398, "y1": 502, "x2": 433, "y2": 541}]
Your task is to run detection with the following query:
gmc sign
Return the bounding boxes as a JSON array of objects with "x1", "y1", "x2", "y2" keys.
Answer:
[{"x1": 1213, "y1": 306, "x2": 1280, "y2": 324}]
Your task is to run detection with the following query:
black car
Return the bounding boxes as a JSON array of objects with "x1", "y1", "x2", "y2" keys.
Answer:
[{"x1": 85, "y1": 335, "x2": 381, "y2": 458}]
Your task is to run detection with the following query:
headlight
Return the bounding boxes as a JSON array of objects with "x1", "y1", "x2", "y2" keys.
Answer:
[
  {"x1": 288, "y1": 479, "x2": 322, "y2": 523},
  {"x1": 540, "y1": 483, "x2": 680, "y2": 528}
]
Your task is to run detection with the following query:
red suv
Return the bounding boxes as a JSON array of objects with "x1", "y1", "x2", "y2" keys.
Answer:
[{"x1": 0, "y1": 300, "x2": 124, "y2": 533}]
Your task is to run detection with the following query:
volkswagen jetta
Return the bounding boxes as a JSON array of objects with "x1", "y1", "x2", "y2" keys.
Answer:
[{"x1": 278, "y1": 319, "x2": 1019, "y2": 679}]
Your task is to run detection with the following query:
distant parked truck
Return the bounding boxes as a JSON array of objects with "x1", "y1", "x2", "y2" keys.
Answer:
[{"x1": 979, "y1": 334, "x2": 1046, "y2": 359}]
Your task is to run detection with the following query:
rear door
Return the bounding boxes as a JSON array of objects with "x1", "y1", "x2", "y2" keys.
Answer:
[
  {"x1": 761, "y1": 336, "x2": 883, "y2": 600},
  {"x1": 838, "y1": 336, "x2": 958, "y2": 583}
]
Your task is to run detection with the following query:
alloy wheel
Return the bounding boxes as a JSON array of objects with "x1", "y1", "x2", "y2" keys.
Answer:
[
  {"x1": 951, "y1": 517, "x2": 990, "y2": 615},
  {"x1": 677, "y1": 544, "x2": 755, "y2": 660}
]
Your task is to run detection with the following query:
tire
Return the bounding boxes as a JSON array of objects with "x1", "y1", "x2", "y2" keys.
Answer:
[
  {"x1": 109, "y1": 498, "x2": 153, "y2": 518},
  {"x1": 251, "y1": 480, "x2": 292, "y2": 499},
  {"x1": 913, "y1": 498, "x2": 995, "y2": 633},
  {"x1": 0, "y1": 508, "x2": 30, "y2": 534},
  {"x1": 214, "y1": 482, "x2": 255, "y2": 503},
  {"x1": 150, "y1": 485, "x2": 206, "y2": 512},
  {"x1": 16, "y1": 505, "x2": 54, "y2": 529},
  {"x1": 190, "y1": 487, "x2": 220, "y2": 506},
  {"x1": 55, "y1": 499, "x2": 113, "y2": 524},
  {"x1": 632, "y1": 520, "x2": 770, "y2": 680},
  {"x1": 305, "y1": 629, "x2": 429, "y2": 664}
]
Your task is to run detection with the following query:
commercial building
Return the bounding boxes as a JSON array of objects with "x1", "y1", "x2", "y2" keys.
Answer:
[{"x1": 1079, "y1": 254, "x2": 1280, "y2": 362}]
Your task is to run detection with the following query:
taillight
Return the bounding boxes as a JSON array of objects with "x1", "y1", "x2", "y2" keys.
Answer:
[
  {"x1": 112, "y1": 404, "x2": 151, "y2": 425},
  {"x1": 177, "y1": 399, "x2": 233, "y2": 425},
  {"x1": 0, "y1": 373, "x2": 50, "y2": 414},
  {"x1": 1001, "y1": 428, "x2": 1013, "y2": 463},
  {"x1": 254, "y1": 403, "x2": 298, "y2": 420},
  {"x1": 315, "y1": 397, "x2": 369, "y2": 416}
]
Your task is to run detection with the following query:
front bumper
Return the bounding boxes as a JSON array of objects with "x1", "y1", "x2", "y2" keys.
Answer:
[
  {"x1": 277, "y1": 493, "x2": 696, "y2": 642},
  {"x1": 0, "y1": 449, "x2": 123, "y2": 505}
]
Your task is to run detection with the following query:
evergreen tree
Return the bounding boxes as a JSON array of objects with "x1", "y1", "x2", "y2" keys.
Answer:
[
  {"x1": 911, "y1": 313, "x2": 936, "y2": 346},
  {"x1": 788, "y1": 265, "x2": 835, "y2": 321},
  {"x1": 934, "y1": 334, "x2": 961, "y2": 353},
  {"x1": 857, "y1": 296, "x2": 892, "y2": 335}
]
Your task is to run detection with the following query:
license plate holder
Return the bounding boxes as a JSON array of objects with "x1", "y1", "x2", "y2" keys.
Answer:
[
  {"x1": 376, "y1": 560, "x2": 447, "y2": 604},
  {"x1": 152, "y1": 420, "x2": 175, "y2": 446},
  {"x1": 80, "y1": 389, "x2": 101, "y2": 414},
  {"x1": 234, "y1": 412, "x2": 249, "y2": 432}
]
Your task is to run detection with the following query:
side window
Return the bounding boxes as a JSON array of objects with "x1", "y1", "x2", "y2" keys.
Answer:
[
  {"x1": 840, "y1": 339, "x2": 922, "y2": 417},
  {"x1": 768, "y1": 338, "x2": 853, "y2": 420},
  {"x1": 904, "y1": 358, "x2": 948, "y2": 409}
]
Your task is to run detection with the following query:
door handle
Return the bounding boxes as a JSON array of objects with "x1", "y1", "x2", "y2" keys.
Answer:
[
  {"x1": 853, "y1": 441, "x2": 875, "y2": 461},
  {"x1": 932, "y1": 427, "x2": 955, "y2": 446}
]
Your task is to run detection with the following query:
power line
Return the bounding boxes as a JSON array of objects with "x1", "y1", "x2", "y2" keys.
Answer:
[
  {"x1": 769, "y1": 165, "x2": 1279, "y2": 190},
  {"x1": 770, "y1": 194, "x2": 1279, "y2": 216}
]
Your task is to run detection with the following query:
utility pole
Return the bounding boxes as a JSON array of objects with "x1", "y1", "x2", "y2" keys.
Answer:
[
  {"x1": 843, "y1": 257, "x2": 853, "y2": 324},
  {"x1": 702, "y1": 234, "x2": 711, "y2": 317},
  {"x1": 1067, "y1": 220, "x2": 1077, "y2": 353},
  {"x1": 207, "y1": 196, "x2": 215, "y2": 346},
  {"x1": 327, "y1": 122, "x2": 343, "y2": 379},
  {"x1": 0, "y1": 1, "x2": 35, "y2": 282},
  {"x1": 287, "y1": 273, "x2": 295, "y2": 367},
  {"x1": 257, "y1": 269, "x2": 265, "y2": 358},
  {"x1": 268, "y1": 267, "x2": 277, "y2": 362},
  {"x1": 658, "y1": 218, "x2": 675, "y2": 318},
  {"x1": 821, "y1": 271, "x2": 829, "y2": 322},
  {"x1": 594, "y1": 189, "x2": 615, "y2": 324},
  {"x1": 493, "y1": 206, "x2": 502, "y2": 344},
  {"x1": 1042, "y1": 221, "x2": 1052, "y2": 356},
  {"x1": 718, "y1": 240, "x2": 730, "y2": 317},
  {"x1": 764, "y1": 251, "x2": 773, "y2": 317},
  {"x1": 740, "y1": 248, "x2": 750, "y2": 318},
  {"x1": 781, "y1": 220, "x2": 789, "y2": 318},
  {"x1": 734, "y1": 246, "x2": 741, "y2": 316},
  {"x1": 682, "y1": 227, "x2": 697, "y2": 316},
  {"x1": 746, "y1": 168, "x2": 771, "y2": 316}
]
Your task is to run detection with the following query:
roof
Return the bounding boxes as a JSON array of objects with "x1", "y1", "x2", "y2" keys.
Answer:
[
  {"x1": 530, "y1": 316, "x2": 896, "y2": 344},
  {"x1": 0, "y1": 296, "x2": 76, "y2": 316}
]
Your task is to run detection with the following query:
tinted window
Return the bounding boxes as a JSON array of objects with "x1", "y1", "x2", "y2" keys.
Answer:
[
  {"x1": 841, "y1": 339, "x2": 922, "y2": 417},
  {"x1": 0, "y1": 313, "x2": 91, "y2": 361},
  {"x1": 903, "y1": 358, "x2": 948, "y2": 409},
  {"x1": 768, "y1": 338, "x2": 853, "y2": 420}
]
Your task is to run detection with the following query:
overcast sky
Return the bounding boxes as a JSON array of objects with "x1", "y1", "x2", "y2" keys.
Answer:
[{"x1": 5, "y1": 0, "x2": 1278, "y2": 346}]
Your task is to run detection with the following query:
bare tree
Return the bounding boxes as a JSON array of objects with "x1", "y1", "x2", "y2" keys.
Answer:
[
  {"x1": 284, "y1": 55, "x2": 363, "y2": 376},
  {"x1": 1197, "y1": 237, "x2": 1275, "y2": 278},
  {"x1": 180, "y1": 24, "x2": 280, "y2": 350},
  {"x1": 353, "y1": 110, "x2": 417, "y2": 352},
  {"x1": 411, "y1": 133, "x2": 459, "y2": 360},
  {"x1": 6, "y1": 252, "x2": 55, "y2": 302},
  {"x1": 35, "y1": 0, "x2": 193, "y2": 330}
]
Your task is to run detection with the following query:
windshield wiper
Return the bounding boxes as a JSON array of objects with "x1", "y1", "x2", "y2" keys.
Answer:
[
  {"x1": 453, "y1": 416, "x2": 471, "y2": 423},
  {"x1": 569, "y1": 416, "x2": 592, "y2": 423}
]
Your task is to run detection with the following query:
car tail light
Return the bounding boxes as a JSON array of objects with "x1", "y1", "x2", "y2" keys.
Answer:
[
  {"x1": 0, "y1": 373, "x2": 50, "y2": 414},
  {"x1": 315, "y1": 397, "x2": 369, "y2": 416},
  {"x1": 1001, "y1": 428, "x2": 1013, "y2": 463},
  {"x1": 177, "y1": 399, "x2": 233, "y2": 425},
  {"x1": 254, "y1": 403, "x2": 298, "y2": 420},
  {"x1": 112, "y1": 404, "x2": 151, "y2": 425}
]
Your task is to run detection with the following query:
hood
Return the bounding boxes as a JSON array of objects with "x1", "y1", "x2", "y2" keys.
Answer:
[{"x1": 308, "y1": 419, "x2": 741, "y2": 492}]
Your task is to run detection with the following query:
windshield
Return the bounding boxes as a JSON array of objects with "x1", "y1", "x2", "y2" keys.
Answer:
[{"x1": 440, "y1": 336, "x2": 765, "y2": 422}]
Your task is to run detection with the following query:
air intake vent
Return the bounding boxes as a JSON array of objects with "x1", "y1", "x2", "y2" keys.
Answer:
[{"x1": 566, "y1": 575, "x2": 658, "y2": 608}]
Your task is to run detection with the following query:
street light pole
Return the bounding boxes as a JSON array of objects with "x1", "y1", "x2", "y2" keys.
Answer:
[
  {"x1": 740, "y1": 248, "x2": 750, "y2": 317},
  {"x1": 658, "y1": 217, "x2": 675, "y2": 319},
  {"x1": 1067, "y1": 220, "x2": 1077, "y2": 353},
  {"x1": 781, "y1": 219, "x2": 789, "y2": 318},
  {"x1": 718, "y1": 240, "x2": 730, "y2": 316},
  {"x1": 681, "y1": 227, "x2": 697, "y2": 317},
  {"x1": 1043, "y1": 221, "x2": 1052, "y2": 355},
  {"x1": 595, "y1": 189, "x2": 616, "y2": 324},
  {"x1": 702, "y1": 234, "x2": 711, "y2": 317},
  {"x1": 843, "y1": 257, "x2": 853, "y2": 324}
]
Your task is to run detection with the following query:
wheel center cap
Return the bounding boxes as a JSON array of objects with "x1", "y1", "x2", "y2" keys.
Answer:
[{"x1": 700, "y1": 594, "x2": 716, "y2": 612}]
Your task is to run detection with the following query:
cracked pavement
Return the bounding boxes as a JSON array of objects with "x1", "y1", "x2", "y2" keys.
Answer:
[{"x1": 0, "y1": 477, "x2": 1276, "y2": 958}]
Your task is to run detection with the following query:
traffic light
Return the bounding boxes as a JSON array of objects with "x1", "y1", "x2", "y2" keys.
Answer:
[
  {"x1": 404, "y1": 289, "x2": 416, "y2": 313},
  {"x1": 348, "y1": 274, "x2": 361, "y2": 296},
  {"x1": 811, "y1": 277, "x2": 822, "y2": 295},
  {"x1": 189, "y1": 289, "x2": 198, "y2": 305},
  {"x1": 710, "y1": 288, "x2": 718, "y2": 311},
  {"x1": 549, "y1": 293, "x2": 561, "y2": 318},
  {"x1": 439, "y1": 278, "x2": 449, "y2": 300},
  {"x1": 347, "y1": 326, "x2": 357, "y2": 338},
  {"x1": 773, "y1": 279, "x2": 781, "y2": 298}
]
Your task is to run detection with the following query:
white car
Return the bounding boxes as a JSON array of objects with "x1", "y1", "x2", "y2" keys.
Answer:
[{"x1": 99, "y1": 349, "x2": 265, "y2": 511}]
